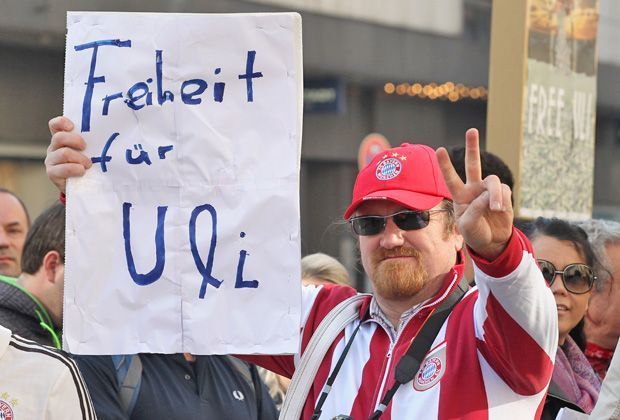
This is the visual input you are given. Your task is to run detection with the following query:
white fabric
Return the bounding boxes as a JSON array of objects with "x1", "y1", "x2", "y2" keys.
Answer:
[
  {"x1": 589, "y1": 337, "x2": 620, "y2": 419},
  {"x1": 280, "y1": 294, "x2": 369, "y2": 420},
  {"x1": 0, "y1": 325, "x2": 95, "y2": 419}
]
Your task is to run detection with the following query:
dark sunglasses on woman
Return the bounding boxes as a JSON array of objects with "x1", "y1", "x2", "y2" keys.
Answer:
[{"x1": 537, "y1": 259, "x2": 596, "y2": 294}]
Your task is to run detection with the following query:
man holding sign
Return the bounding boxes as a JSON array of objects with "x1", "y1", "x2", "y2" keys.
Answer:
[
  {"x1": 48, "y1": 10, "x2": 557, "y2": 420},
  {"x1": 43, "y1": 11, "x2": 302, "y2": 420},
  {"x1": 48, "y1": 118, "x2": 558, "y2": 418}
]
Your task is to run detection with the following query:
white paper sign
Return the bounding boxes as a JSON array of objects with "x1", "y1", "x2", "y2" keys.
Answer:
[{"x1": 62, "y1": 12, "x2": 303, "y2": 355}]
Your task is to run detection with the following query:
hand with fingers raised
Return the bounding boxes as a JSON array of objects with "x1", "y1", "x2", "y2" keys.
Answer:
[
  {"x1": 436, "y1": 128, "x2": 514, "y2": 261},
  {"x1": 45, "y1": 116, "x2": 92, "y2": 193}
]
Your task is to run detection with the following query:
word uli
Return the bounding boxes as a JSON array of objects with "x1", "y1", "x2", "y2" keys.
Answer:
[
  {"x1": 123, "y1": 202, "x2": 258, "y2": 298},
  {"x1": 75, "y1": 39, "x2": 264, "y2": 132},
  {"x1": 90, "y1": 132, "x2": 173, "y2": 172}
]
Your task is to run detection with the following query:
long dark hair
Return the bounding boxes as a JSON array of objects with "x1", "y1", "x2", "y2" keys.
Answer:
[{"x1": 522, "y1": 217, "x2": 597, "y2": 351}]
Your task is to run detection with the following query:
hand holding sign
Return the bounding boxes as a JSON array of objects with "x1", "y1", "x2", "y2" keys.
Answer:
[{"x1": 46, "y1": 116, "x2": 92, "y2": 193}]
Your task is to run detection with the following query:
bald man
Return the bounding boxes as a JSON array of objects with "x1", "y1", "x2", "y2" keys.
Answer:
[{"x1": 0, "y1": 189, "x2": 30, "y2": 277}]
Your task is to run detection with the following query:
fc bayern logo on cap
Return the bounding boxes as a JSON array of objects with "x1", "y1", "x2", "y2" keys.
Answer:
[{"x1": 375, "y1": 157, "x2": 402, "y2": 181}]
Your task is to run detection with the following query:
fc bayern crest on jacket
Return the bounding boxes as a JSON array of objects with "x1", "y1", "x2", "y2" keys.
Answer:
[
  {"x1": 0, "y1": 397, "x2": 15, "y2": 420},
  {"x1": 375, "y1": 153, "x2": 406, "y2": 181},
  {"x1": 413, "y1": 342, "x2": 447, "y2": 391}
]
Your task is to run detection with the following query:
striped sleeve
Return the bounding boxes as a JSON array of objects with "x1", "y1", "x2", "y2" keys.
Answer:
[
  {"x1": 48, "y1": 367, "x2": 97, "y2": 419},
  {"x1": 10, "y1": 335, "x2": 96, "y2": 419},
  {"x1": 469, "y1": 227, "x2": 558, "y2": 395}
]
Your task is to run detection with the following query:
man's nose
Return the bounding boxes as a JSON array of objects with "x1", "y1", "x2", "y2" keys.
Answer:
[
  {"x1": 379, "y1": 218, "x2": 405, "y2": 249},
  {"x1": 0, "y1": 230, "x2": 9, "y2": 248}
]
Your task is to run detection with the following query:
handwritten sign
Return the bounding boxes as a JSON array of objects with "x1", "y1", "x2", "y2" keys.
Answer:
[{"x1": 63, "y1": 12, "x2": 303, "y2": 355}]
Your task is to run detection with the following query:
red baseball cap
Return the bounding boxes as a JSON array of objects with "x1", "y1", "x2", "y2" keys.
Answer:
[{"x1": 344, "y1": 143, "x2": 452, "y2": 219}]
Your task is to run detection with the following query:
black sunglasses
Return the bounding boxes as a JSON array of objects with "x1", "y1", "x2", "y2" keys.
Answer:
[
  {"x1": 537, "y1": 259, "x2": 596, "y2": 294},
  {"x1": 349, "y1": 209, "x2": 447, "y2": 236}
]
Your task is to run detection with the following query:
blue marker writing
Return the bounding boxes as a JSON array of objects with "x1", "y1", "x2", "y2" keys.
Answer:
[
  {"x1": 91, "y1": 132, "x2": 120, "y2": 173},
  {"x1": 125, "y1": 82, "x2": 152, "y2": 110},
  {"x1": 189, "y1": 204, "x2": 223, "y2": 298},
  {"x1": 235, "y1": 249, "x2": 259, "y2": 289},
  {"x1": 158, "y1": 145, "x2": 174, "y2": 160},
  {"x1": 181, "y1": 79, "x2": 208, "y2": 105},
  {"x1": 123, "y1": 202, "x2": 167, "y2": 286},
  {"x1": 156, "y1": 50, "x2": 174, "y2": 105},
  {"x1": 126, "y1": 144, "x2": 152, "y2": 165},
  {"x1": 213, "y1": 68, "x2": 225, "y2": 103},
  {"x1": 238, "y1": 50, "x2": 263, "y2": 102},
  {"x1": 74, "y1": 39, "x2": 131, "y2": 132}
]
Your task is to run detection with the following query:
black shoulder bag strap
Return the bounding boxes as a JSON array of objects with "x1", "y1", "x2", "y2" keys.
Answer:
[{"x1": 370, "y1": 277, "x2": 469, "y2": 419}]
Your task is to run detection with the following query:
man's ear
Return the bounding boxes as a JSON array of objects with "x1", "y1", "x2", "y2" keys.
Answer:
[
  {"x1": 42, "y1": 251, "x2": 62, "y2": 284},
  {"x1": 451, "y1": 222, "x2": 464, "y2": 251},
  {"x1": 454, "y1": 233, "x2": 464, "y2": 252}
]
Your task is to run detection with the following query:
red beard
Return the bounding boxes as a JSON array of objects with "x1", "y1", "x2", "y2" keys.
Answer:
[{"x1": 370, "y1": 246, "x2": 428, "y2": 300}]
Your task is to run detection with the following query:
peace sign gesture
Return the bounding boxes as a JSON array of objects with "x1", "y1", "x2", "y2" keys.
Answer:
[{"x1": 436, "y1": 128, "x2": 514, "y2": 261}]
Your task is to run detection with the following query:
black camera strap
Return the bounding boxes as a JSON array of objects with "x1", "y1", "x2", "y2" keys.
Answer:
[{"x1": 369, "y1": 277, "x2": 469, "y2": 419}]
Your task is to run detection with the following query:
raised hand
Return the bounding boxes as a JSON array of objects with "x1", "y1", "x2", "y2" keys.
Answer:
[
  {"x1": 436, "y1": 128, "x2": 513, "y2": 260},
  {"x1": 45, "y1": 116, "x2": 92, "y2": 193}
]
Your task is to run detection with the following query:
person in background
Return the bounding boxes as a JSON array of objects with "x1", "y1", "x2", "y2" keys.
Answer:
[
  {"x1": 523, "y1": 217, "x2": 601, "y2": 418},
  {"x1": 446, "y1": 146, "x2": 515, "y2": 195},
  {"x1": 0, "y1": 324, "x2": 95, "y2": 419},
  {"x1": 446, "y1": 146, "x2": 514, "y2": 285},
  {"x1": 73, "y1": 351, "x2": 277, "y2": 420},
  {"x1": 0, "y1": 202, "x2": 64, "y2": 348},
  {"x1": 301, "y1": 252, "x2": 352, "y2": 287},
  {"x1": 0, "y1": 188, "x2": 30, "y2": 277},
  {"x1": 576, "y1": 218, "x2": 620, "y2": 379}
]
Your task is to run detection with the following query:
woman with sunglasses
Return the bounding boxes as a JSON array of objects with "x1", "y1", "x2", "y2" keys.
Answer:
[{"x1": 523, "y1": 217, "x2": 601, "y2": 418}]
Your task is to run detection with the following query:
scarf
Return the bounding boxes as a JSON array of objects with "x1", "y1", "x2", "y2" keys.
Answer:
[
  {"x1": 585, "y1": 341, "x2": 614, "y2": 379},
  {"x1": 552, "y1": 336, "x2": 602, "y2": 413}
]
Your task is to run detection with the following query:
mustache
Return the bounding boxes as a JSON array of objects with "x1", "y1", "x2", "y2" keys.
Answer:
[{"x1": 372, "y1": 247, "x2": 421, "y2": 263}]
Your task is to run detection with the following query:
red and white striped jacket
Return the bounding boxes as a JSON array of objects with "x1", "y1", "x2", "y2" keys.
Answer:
[{"x1": 248, "y1": 228, "x2": 558, "y2": 419}]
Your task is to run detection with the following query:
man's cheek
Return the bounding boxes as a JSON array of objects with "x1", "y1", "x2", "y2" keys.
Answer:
[{"x1": 586, "y1": 293, "x2": 605, "y2": 320}]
